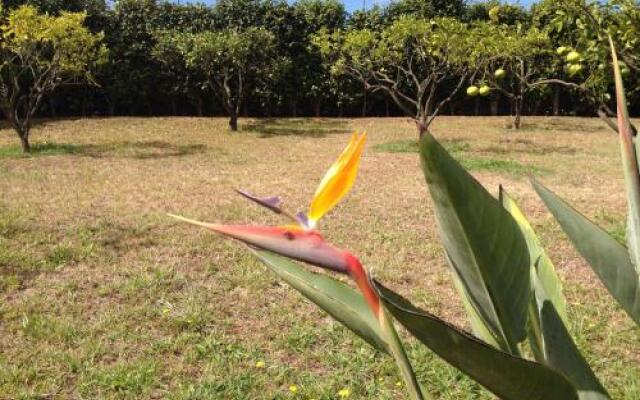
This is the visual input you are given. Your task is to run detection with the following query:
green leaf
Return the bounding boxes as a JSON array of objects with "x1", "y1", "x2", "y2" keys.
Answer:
[
  {"x1": 419, "y1": 132, "x2": 530, "y2": 353},
  {"x1": 499, "y1": 187, "x2": 568, "y2": 324},
  {"x1": 378, "y1": 307, "x2": 431, "y2": 400},
  {"x1": 498, "y1": 186, "x2": 569, "y2": 360},
  {"x1": 610, "y1": 37, "x2": 640, "y2": 275},
  {"x1": 530, "y1": 274, "x2": 610, "y2": 400},
  {"x1": 448, "y1": 256, "x2": 502, "y2": 349},
  {"x1": 532, "y1": 179, "x2": 640, "y2": 325},
  {"x1": 252, "y1": 250, "x2": 430, "y2": 400},
  {"x1": 251, "y1": 249, "x2": 388, "y2": 352},
  {"x1": 374, "y1": 281, "x2": 580, "y2": 400}
]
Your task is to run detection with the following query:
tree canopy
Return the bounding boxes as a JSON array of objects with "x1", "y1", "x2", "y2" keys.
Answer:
[
  {"x1": 0, "y1": 0, "x2": 638, "y2": 132},
  {"x1": 0, "y1": 5, "x2": 107, "y2": 151}
]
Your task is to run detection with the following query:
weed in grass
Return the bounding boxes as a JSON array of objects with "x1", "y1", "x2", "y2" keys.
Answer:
[
  {"x1": 0, "y1": 241, "x2": 30, "y2": 270},
  {"x1": 46, "y1": 243, "x2": 79, "y2": 267},
  {"x1": 171, "y1": 373, "x2": 263, "y2": 400},
  {"x1": 20, "y1": 313, "x2": 80, "y2": 344},
  {"x1": 80, "y1": 360, "x2": 159, "y2": 397},
  {"x1": 0, "y1": 206, "x2": 28, "y2": 237},
  {"x1": 595, "y1": 209, "x2": 627, "y2": 244}
]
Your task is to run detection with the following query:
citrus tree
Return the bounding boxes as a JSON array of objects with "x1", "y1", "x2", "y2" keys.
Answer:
[
  {"x1": 611, "y1": 0, "x2": 640, "y2": 73},
  {"x1": 530, "y1": 0, "x2": 638, "y2": 125},
  {"x1": 152, "y1": 30, "x2": 207, "y2": 116},
  {"x1": 0, "y1": 5, "x2": 106, "y2": 152},
  {"x1": 174, "y1": 28, "x2": 274, "y2": 131},
  {"x1": 468, "y1": 22, "x2": 553, "y2": 129},
  {"x1": 314, "y1": 16, "x2": 475, "y2": 136}
]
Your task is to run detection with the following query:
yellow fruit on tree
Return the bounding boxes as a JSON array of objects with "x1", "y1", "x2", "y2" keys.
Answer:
[
  {"x1": 467, "y1": 86, "x2": 479, "y2": 97},
  {"x1": 479, "y1": 85, "x2": 491, "y2": 96},
  {"x1": 566, "y1": 51, "x2": 581, "y2": 62},
  {"x1": 568, "y1": 63, "x2": 583, "y2": 76},
  {"x1": 494, "y1": 68, "x2": 506, "y2": 79}
]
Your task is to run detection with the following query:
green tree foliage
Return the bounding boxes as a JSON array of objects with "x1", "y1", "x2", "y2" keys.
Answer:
[
  {"x1": 3, "y1": 0, "x2": 107, "y2": 15},
  {"x1": 99, "y1": 0, "x2": 160, "y2": 116},
  {"x1": 174, "y1": 28, "x2": 275, "y2": 131},
  {"x1": 465, "y1": 1, "x2": 529, "y2": 25},
  {"x1": 0, "y1": 5, "x2": 106, "y2": 152},
  {"x1": 385, "y1": 0, "x2": 466, "y2": 20},
  {"x1": 294, "y1": 0, "x2": 347, "y2": 117},
  {"x1": 1, "y1": 0, "x2": 639, "y2": 121},
  {"x1": 470, "y1": 23, "x2": 553, "y2": 129},
  {"x1": 315, "y1": 16, "x2": 476, "y2": 135}
]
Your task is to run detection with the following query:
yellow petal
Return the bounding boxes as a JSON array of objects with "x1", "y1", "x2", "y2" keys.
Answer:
[{"x1": 308, "y1": 133, "x2": 366, "y2": 227}]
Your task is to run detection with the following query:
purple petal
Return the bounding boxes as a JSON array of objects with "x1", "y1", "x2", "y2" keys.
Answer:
[
  {"x1": 236, "y1": 189, "x2": 283, "y2": 214},
  {"x1": 295, "y1": 212, "x2": 310, "y2": 229}
]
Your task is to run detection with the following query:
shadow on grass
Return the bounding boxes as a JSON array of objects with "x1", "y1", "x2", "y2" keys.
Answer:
[
  {"x1": 374, "y1": 139, "x2": 547, "y2": 176},
  {"x1": 243, "y1": 118, "x2": 349, "y2": 138},
  {"x1": 486, "y1": 138, "x2": 577, "y2": 155},
  {"x1": 373, "y1": 139, "x2": 470, "y2": 155},
  {"x1": 499, "y1": 119, "x2": 603, "y2": 133},
  {"x1": 0, "y1": 141, "x2": 207, "y2": 160}
]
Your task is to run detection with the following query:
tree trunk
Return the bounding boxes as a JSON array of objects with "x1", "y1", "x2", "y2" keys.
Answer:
[
  {"x1": 171, "y1": 98, "x2": 178, "y2": 116},
  {"x1": 361, "y1": 89, "x2": 367, "y2": 117},
  {"x1": 314, "y1": 100, "x2": 321, "y2": 117},
  {"x1": 532, "y1": 99, "x2": 541, "y2": 116},
  {"x1": 81, "y1": 95, "x2": 88, "y2": 118},
  {"x1": 416, "y1": 116, "x2": 428, "y2": 139},
  {"x1": 229, "y1": 112, "x2": 238, "y2": 131},
  {"x1": 195, "y1": 96, "x2": 203, "y2": 117},
  {"x1": 553, "y1": 85, "x2": 560, "y2": 116},
  {"x1": 107, "y1": 101, "x2": 116, "y2": 117},
  {"x1": 17, "y1": 127, "x2": 31, "y2": 153},
  {"x1": 49, "y1": 97, "x2": 57, "y2": 118},
  {"x1": 490, "y1": 98, "x2": 498, "y2": 116},
  {"x1": 265, "y1": 101, "x2": 272, "y2": 118},
  {"x1": 513, "y1": 98, "x2": 523, "y2": 129}
]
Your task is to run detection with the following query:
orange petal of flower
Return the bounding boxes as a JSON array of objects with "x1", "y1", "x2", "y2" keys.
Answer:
[
  {"x1": 169, "y1": 213, "x2": 381, "y2": 318},
  {"x1": 308, "y1": 133, "x2": 366, "y2": 227},
  {"x1": 168, "y1": 214, "x2": 351, "y2": 274}
]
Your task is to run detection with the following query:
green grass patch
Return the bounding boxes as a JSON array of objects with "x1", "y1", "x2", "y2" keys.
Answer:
[
  {"x1": 0, "y1": 117, "x2": 634, "y2": 399},
  {"x1": 81, "y1": 360, "x2": 159, "y2": 397},
  {"x1": 595, "y1": 209, "x2": 627, "y2": 244},
  {"x1": 374, "y1": 139, "x2": 470, "y2": 155},
  {"x1": 0, "y1": 141, "x2": 207, "y2": 159},
  {"x1": 20, "y1": 312, "x2": 81, "y2": 344},
  {"x1": 375, "y1": 139, "x2": 540, "y2": 176},
  {"x1": 374, "y1": 139, "x2": 420, "y2": 153},
  {"x1": 0, "y1": 142, "x2": 80, "y2": 158},
  {"x1": 46, "y1": 243, "x2": 80, "y2": 267},
  {"x1": 459, "y1": 158, "x2": 541, "y2": 175}
]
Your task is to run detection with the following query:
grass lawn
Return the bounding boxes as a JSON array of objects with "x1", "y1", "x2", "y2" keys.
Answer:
[{"x1": 0, "y1": 116, "x2": 638, "y2": 399}]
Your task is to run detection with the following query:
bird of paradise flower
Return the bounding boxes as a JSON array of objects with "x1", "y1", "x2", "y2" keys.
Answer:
[{"x1": 170, "y1": 133, "x2": 428, "y2": 400}]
